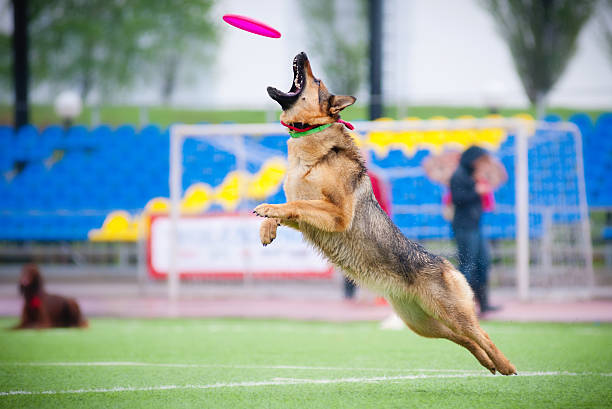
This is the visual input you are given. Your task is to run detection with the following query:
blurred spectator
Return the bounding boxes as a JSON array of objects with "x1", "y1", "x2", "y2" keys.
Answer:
[{"x1": 450, "y1": 146, "x2": 506, "y2": 314}]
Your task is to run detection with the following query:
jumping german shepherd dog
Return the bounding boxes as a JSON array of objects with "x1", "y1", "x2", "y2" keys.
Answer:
[{"x1": 254, "y1": 52, "x2": 516, "y2": 375}]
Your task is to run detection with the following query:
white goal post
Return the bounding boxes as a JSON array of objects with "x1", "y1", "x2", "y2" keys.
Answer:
[{"x1": 167, "y1": 118, "x2": 594, "y2": 300}]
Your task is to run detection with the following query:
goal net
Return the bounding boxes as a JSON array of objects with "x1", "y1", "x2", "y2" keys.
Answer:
[{"x1": 162, "y1": 118, "x2": 593, "y2": 299}]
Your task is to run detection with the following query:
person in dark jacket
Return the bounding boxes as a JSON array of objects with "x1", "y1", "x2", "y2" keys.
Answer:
[{"x1": 450, "y1": 146, "x2": 499, "y2": 314}]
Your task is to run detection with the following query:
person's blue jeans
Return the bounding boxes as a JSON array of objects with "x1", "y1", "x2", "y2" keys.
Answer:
[{"x1": 453, "y1": 226, "x2": 490, "y2": 310}]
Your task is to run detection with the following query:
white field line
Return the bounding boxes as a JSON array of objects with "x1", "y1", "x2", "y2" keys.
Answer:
[
  {"x1": 0, "y1": 361, "x2": 484, "y2": 373},
  {"x1": 1, "y1": 371, "x2": 610, "y2": 397}
]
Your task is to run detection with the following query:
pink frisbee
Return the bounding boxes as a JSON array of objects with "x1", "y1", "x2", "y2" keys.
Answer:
[{"x1": 222, "y1": 14, "x2": 281, "y2": 38}]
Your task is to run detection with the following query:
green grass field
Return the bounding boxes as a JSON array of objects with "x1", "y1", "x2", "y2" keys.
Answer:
[{"x1": 1, "y1": 318, "x2": 611, "y2": 408}]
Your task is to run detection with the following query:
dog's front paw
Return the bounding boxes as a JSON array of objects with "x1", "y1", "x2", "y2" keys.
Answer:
[
  {"x1": 497, "y1": 361, "x2": 517, "y2": 376},
  {"x1": 253, "y1": 204, "x2": 291, "y2": 220},
  {"x1": 260, "y1": 218, "x2": 280, "y2": 246}
]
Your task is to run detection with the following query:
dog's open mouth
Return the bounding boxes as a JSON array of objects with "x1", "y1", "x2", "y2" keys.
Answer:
[{"x1": 267, "y1": 52, "x2": 307, "y2": 110}]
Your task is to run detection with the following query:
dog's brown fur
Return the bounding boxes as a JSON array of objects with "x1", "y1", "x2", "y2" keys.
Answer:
[
  {"x1": 13, "y1": 264, "x2": 87, "y2": 329},
  {"x1": 256, "y1": 52, "x2": 516, "y2": 375}
]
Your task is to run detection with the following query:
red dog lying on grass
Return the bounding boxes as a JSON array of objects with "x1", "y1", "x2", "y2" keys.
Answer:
[{"x1": 13, "y1": 264, "x2": 87, "y2": 329}]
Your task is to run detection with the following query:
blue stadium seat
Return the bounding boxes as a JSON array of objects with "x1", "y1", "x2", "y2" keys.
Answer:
[
  {"x1": 90, "y1": 125, "x2": 113, "y2": 150},
  {"x1": 38, "y1": 125, "x2": 64, "y2": 156},
  {"x1": 0, "y1": 114, "x2": 610, "y2": 241},
  {"x1": 0, "y1": 125, "x2": 13, "y2": 139},
  {"x1": 0, "y1": 153, "x2": 12, "y2": 172},
  {"x1": 55, "y1": 125, "x2": 97, "y2": 151},
  {"x1": 372, "y1": 149, "x2": 412, "y2": 168},
  {"x1": 141, "y1": 124, "x2": 161, "y2": 137},
  {"x1": 259, "y1": 134, "x2": 288, "y2": 153},
  {"x1": 569, "y1": 113, "x2": 593, "y2": 138},
  {"x1": 544, "y1": 114, "x2": 562, "y2": 122},
  {"x1": 0, "y1": 126, "x2": 15, "y2": 170},
  {"x1": 13, "y1": 125, "x2": 41, "y2": 161},
  {"x1": 595, "y1": 113, "x2": 612, "y2": 130}
]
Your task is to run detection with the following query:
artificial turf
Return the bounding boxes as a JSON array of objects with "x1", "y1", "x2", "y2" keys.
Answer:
[{"x1": 0, "y1": 318, "x2": 611, "y2": 408}]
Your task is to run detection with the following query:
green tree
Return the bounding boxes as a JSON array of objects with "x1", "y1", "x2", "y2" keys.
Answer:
[
  {"x1": 123, "y1": 1, "x2": 217, "y2": 104},
  {"x1": 299, "y1": 0, "x2": 367, "y2": 95},
  {"x1": 0, "y1": 0, "x2": 217, "y2": 103},
  {"x1": 481, "y1": 0, "x2": 596, "y2": 117},
  {"x1": 597, "y1": 0, "x2": 612, "y2": 63},
  {"x1": 27, "y1": 1, "x2": 135, "y2": 100}
]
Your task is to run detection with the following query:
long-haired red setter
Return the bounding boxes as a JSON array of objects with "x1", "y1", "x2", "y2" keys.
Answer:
[{"x1": 14, "y1": 264, "x2": 87, "y2": 329}]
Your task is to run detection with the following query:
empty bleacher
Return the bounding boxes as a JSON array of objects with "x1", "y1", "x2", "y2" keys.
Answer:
[{"x1": 0, "y1": 113, "x2": 610, "y2": 242}]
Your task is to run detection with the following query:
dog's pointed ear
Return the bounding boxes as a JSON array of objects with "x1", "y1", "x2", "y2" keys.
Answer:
[{"x1": 329, "y1": 95, "x2": 356, "y2": 116}]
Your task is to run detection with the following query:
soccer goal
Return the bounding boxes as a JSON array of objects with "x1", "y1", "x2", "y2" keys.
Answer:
[{"x1": 163, "y1": 118, "x2": 593, "y2": 300}]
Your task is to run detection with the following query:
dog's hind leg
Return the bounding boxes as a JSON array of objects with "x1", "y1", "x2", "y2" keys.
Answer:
[
  {"x1": 416, "y1": 265, "x2": 517, "y2": 375},
  {"x1": 388, "y1": 296, "x2": 496, "y2": 374}
]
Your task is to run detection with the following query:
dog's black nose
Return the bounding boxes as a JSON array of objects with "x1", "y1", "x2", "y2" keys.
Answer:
[{"x1": 294, "y1": 51, "x2": 308, "y2": 63}]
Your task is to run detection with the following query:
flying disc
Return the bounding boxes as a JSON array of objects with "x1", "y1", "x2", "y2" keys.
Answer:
[{"x1": 222, "y1": 14, "x2": 281, "y2": 38}]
